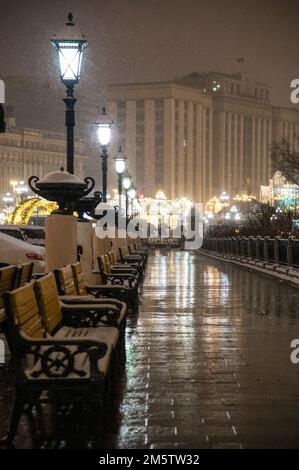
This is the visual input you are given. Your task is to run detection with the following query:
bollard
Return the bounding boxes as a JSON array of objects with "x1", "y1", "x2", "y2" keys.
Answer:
[
  {"x1": 248, "y1": 237, "x2": 253, "y2": 258},
  {"x1": 256, "y1": 236, "x2": 263, "y2": 260},
  {"x1": 243, "y1": 237, "x2": 249, "y2": 257},
  {"x1": 287, "y1": 236, "x2": 294, "y2": 267},
  {"x1": 264, "y1": 236, "x2": 270, "y2": 262},
  {"x1": 293, "y1": 239, "x2": 299, "y2": 267},
  {"x1": 274, "y1": 236, "x2": 280, "y2": 263},
  {"x1": 240, "y1": 237, "x2": 244, "y2": 256},
  {"x1": 235, "y1": 237, "x2": 240, "y2": 255},
  {"x1": 255, "y1": 238, "x2": 260, "y2": 259},
  {"x1": 252, "y1": 238, "x2": 256, "y2": 259}
]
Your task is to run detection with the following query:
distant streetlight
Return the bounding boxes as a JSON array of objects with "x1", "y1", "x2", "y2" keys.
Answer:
[
  {"x1": 2, "y1": 192, "x2": 14, "y2": 215},
  {"x1": 51, "y1": 13, "x2": 88, "y2": 174},
  {"x1": 128, "y1": 185, "x2": 137, "y2": 219},
  {"x1": 122, "y1": 171, "x2": 132, "y2": 223},
  {"x1": 15, "y1": 181, "x2": 29, "y2": 202},
  {"x1": 128, "y1": 186, "x2": 136, "y2": 200},
  {"x1": 2, "y1": 192, "x2": 14, "y2": 205},
  {"x1": 95, "y1": 108, "x2": 114, "y2": 202},
  {"x1": 113, "y1": 146, "x2": 127, "y2": 207},
  {"x1": 220, "y1": 191, "x2": 230, "y2": 202},
  {"x1": 122, "y1": 172, "x2": 132, "y2": 191}
]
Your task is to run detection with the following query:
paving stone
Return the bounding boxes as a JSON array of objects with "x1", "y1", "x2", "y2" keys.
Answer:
[{"x1": 1, "y1": 250, "x2": 299, "y2": 448}]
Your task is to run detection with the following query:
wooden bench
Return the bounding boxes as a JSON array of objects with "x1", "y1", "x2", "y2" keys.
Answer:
[
  {"x1": 119, "y1": 246, "x2": 146, "y2": 269},
  {"x1": 2, "y1": 276, "x2": 120, "y2": 444},
  {"x1": 97, "y1": 255, "x2": 139, "y2": 310},
  {"x1": 102, "y1": 252, "x2": 140, "y2": 278},
  {"x1": 14, "y1": 262, "x2": 34, "y2": 289},
  {"x1": 0, "y1": 266, "x2": 19, "y2": 354},
  {"x1": 130, "y1": 241, "x2": 149, "y2": 260},
  {"x1": 35, "y1": 273, "x2": 122, "y2": 330},
  {"x1": 98, "y1": 254, "x2": 139, "y2": 283},
  {"x1": 71, "y1": 261, "x2": 139, "y2": 312},
  {"x1": 54, "y1": 265, "x2": 127, "y2": 330},
  {"x1": 106, "y1": 251, "x2": 140, "y2": 276}
]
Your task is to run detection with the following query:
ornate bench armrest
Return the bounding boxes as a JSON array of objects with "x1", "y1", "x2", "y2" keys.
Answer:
[
  {"x1": 104, "y1": 273, "x2": 138, "y2": 287},
  {"x1": 61, "y1": 303, "x2": 120, "y2": 327},
  {"x1": 20, "y1": 332, "x2": 107, "y2": 355},
  {"x1": 111, "y1": 266, "x2": 138, "y2": 275},
  {"x1": 19, "y1": 332, "x2": 108, "y2": 379},
  {"x1": 85, "y1": 284, "x2": 129, "y2": 300},
  {"x1": 122, "y1": 263, "x2": 141, "y2": 270},
  {"x1": 123, "y1": 255, "x2": 143, "y2": 262}
]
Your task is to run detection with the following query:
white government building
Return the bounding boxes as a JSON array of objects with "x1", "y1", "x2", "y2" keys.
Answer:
[{"x1": 108, "y1": 72, "x2": 299, "y2": 203}]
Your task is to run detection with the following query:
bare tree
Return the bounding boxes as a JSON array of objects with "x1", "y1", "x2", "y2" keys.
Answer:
[
  {"x1": 242, "y1": 205, "x2": 293, "y2": 237},
  {"x1": 207, "y1": 204, "x2": 294, "y2": 238},
  {"x1": 271, "y1": 140, "x2": 299, "y2": 185}
]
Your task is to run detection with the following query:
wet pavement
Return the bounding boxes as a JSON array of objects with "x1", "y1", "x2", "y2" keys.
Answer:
[{"x1": 1, "y1": 249, "x2": 299, "y2": 448}]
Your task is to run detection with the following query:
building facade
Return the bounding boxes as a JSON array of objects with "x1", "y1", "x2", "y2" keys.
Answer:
[
  {"x1": 108, "y1": 72, "x2": 299, "y2": 203},
  {"x1": 0, "y1": 120, "x2": 88, "y2": 198}
]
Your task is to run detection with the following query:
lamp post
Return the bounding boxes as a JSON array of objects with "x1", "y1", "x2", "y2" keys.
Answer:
[
  {"x1": 122, "y1": 171, "x2": 132, "y2": 224},
  {"x1": 51, "y1": 13, "x2": 88, "y2": 174},
  {"x1": 95, "y1": 108, "x2": 114, "y2": 202},
  {"x1": 113, "y1": 146, "x2": 127, "y2": 208}
]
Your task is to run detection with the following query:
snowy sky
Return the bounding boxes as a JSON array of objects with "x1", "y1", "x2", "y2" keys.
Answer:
[{"x1": 0, "y1": 0, "x2": 298, "y2": 108}]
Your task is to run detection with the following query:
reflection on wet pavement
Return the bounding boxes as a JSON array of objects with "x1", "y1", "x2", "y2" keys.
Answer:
[{"x1": 1, "y1": 249, "x2": 299, "y2": 448}]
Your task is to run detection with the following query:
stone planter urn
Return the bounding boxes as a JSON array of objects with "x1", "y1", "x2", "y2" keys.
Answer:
[{"x1": 28, "y1": 167, "x2": 95, "y2": 214}]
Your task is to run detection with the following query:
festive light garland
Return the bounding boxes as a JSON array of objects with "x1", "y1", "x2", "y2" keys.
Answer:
[{"x1": 10, "y1": 197, "x2": 58, "y2": 225}]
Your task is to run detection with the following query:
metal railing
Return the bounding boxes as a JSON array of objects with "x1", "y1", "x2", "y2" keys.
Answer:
[{"x1": 202, "y1": 236, "x2": 299, "y2": 269}]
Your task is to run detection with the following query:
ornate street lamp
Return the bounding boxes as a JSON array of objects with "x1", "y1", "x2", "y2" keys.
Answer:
[
  {"x1": 95, "y1": 108, "x2": 114, "y2": 203},
  {"x1": 128, "y1": 185, "x2": 136, "y2": 200},
  {"x1": 113, "y1": 146, "x2": 127, "y2": 198},
  {"x1": 122, "y1": 171, "x2": 132, "y2": 192},
  {"x1": 51, "y1": 13, "x2": 88, "y2": 174}
]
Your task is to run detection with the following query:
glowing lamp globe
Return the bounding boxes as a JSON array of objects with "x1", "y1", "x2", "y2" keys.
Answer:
[
  {"x1": 122, "y1": 172, "x2": 132, "y2": 191},
  {"x1": 51, "y1": 13, "x2": 88, "y2": 84},
  {"x1": 128, "y1": 187, "x2": 136, "y2": 199},
  {"x1": 114, "y1": 147, "x2": 127, "y2": 174},
  {"x1": 95, "y1": 107, "x2": 114, "y2": 146}
]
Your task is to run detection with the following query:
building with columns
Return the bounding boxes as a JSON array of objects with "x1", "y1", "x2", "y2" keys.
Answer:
[
  {"x1": 108, "y1": 72, "x2": 299, "y2": 203},
  {"x1": 0, "y1": 119, "x2": 88, "y2": 198}
]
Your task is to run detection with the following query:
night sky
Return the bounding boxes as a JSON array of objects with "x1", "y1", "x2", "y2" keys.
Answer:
[{"x1": 0, "y1": 0, "x2": 298, "y2": 108}]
